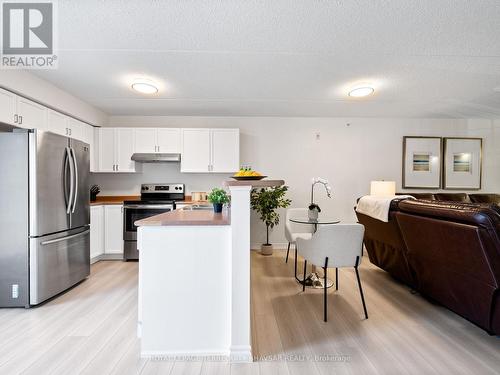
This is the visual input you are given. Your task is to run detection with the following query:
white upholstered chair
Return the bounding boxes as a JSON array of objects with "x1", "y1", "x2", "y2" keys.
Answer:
[
  {"x1": 284, "y1": 208, "x2": 314, "y2": 263},
  {"x1": 296, "y1": 223, "x2": 367, "y2": 322}
]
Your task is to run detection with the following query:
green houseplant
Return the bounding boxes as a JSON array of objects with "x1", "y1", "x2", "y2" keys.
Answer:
[
  {"x1": 251, "y1": 186, "x2": 291, "y2": 255},
  {"x1": 207, "y1": 188, "x2": 230, "y2": 213}
]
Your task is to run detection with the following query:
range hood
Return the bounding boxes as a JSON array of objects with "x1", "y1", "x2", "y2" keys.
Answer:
[{"x1": 131, "y1": 153, "x2": 181, "y2": 163}]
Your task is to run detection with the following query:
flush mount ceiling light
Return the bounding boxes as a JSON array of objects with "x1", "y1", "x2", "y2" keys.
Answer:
[
  {"x1": 131, "y1": 79, "x2": 158, "y2": 94},
  {"x1": 348, "y1": 86, "x2": 375, "y2": 98}
]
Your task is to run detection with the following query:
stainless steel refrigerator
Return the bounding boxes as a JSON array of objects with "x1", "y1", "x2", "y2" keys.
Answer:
[{"x1": 0, "y1": 129, "x2": 90, "y2": 307}]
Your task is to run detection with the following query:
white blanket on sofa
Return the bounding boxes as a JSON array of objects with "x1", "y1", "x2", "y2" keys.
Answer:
[{"x1": 356, "y1": 195, "x2": 415, "y2": 222}]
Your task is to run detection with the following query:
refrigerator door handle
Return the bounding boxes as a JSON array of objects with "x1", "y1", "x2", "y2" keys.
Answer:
[
  {"x1": 64, "y1": 149, "x2": 70, "y2": 210},
  {"x1": 40, "y1": 229, "x2": 90, "y2": 246},
  {"x1": 70, "y1": 147, "x2": 78, "y2": 213},
  {"x1": 66, "y1": 147, "x2": 75, "y2": 214}
]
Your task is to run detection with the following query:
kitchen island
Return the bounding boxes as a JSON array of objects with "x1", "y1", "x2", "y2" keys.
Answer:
[
  {"x1": 136, "y1": 208, "x2": 234, "y2": 359},
  {"x1": 136, "y1": 181, "x2": 284, "y2": 362}
]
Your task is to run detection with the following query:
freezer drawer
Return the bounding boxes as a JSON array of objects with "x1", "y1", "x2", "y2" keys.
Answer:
[{"x1": 29, "y1": 227, "x2": 90, "y2": 305}]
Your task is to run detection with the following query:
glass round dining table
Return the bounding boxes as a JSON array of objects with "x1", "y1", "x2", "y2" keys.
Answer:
[{"x1": 289, "y1": 217, "x2": 340, "y2": 289}]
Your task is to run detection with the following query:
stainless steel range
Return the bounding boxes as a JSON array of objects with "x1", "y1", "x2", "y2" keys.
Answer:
[{"x1": 123, "y1": 183, "x2": 185, "y2": 260}]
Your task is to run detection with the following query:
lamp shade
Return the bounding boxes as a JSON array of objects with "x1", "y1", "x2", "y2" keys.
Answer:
[{"x1": 370, "y1": 181, "x2": 396, "y2": 197}]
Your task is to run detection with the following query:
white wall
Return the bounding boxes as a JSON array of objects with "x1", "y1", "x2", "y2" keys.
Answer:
[
  {"x1": 92, "y1": 116, "x2": 500, "y2": 247},
  {"x1": 0, "y1": 71, "x2": 107, "y2": 125}
]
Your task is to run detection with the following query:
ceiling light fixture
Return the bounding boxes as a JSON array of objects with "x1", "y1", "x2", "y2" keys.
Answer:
[
  {"x1": 131, "y1": 79, "x2": 159, "y2": 94},
  {"x1": 348, "y1": 86, "x2": 375, "y2": 98}
]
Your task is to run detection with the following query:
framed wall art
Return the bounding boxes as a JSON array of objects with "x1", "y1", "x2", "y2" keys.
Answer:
[
  {"x1": 402, "y1": 136, "x2": 442, "y2": 189},
  {"x1": 443, "y1": 137, "x2": 482, "y2": 189}
]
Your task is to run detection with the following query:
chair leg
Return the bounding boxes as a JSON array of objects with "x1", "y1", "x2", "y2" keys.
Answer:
[
  {"x1": 335, "y1": 268, "x2": 338, "y2": 291},
  {"x1": 302, "y1": 260, "x2": 307, "y2": 292},
  {"x1": 294, "y1": 245, "x2": 298, "y2": 279},
  {"x1": 285, "y1": 242, "x2": 290, "y2": 263},
  {"x1": 324, "y1": 257, "x2": 329, "y2": 322},
  {"x1": 355, "y1": 256, "x2": 368, "y2": 319}
]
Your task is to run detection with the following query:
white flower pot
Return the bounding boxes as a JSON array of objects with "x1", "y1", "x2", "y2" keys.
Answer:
[{"x1": 308, "y1": 209, "x2": 319, "y2": 221}]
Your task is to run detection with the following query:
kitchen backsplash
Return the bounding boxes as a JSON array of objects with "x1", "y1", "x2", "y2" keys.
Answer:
[{"x1": 90, "y1": 162, "x2": 232, "y2": 196}]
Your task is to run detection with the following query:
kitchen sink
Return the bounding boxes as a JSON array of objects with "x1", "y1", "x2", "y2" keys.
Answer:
[{"x1": 181, "y1": 204, "x2": 214, "y2": 211}]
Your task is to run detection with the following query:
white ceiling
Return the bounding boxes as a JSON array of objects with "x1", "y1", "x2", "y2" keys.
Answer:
[{"x1": 33, "y1": 0, "x2": 500, "y2": 118}]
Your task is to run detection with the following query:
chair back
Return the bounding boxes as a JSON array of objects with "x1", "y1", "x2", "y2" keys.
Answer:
[
  {"x1": 285, "y1": 208, "x2": 313, "y2": 242},
  {"x1": 297, "y1": 224, "x2": 365, "y2": 268}
]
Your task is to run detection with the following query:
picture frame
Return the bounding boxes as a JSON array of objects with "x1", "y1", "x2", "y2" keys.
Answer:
[
  {"x1": 402, "y1": 136, "x2": 442, "y2": 189},
  {"x1": 443, "y1": 137, "x2": 482, "y2": 190}
]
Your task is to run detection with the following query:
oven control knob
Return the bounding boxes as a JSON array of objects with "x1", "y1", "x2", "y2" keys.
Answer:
[{"x1": 144, "y1": 187, "x2": 149, "y2": 190}]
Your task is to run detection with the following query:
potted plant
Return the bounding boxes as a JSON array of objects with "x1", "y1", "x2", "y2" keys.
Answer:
[
  {"x1": 309, "y1": 177, "x2": 332, "y2": 220},
  {"x1": 207, "y1": 188, "x2": 229, "y2": 213},
  {"x1": 251, "y1": 186, "x2": 291, "y2": 255}
]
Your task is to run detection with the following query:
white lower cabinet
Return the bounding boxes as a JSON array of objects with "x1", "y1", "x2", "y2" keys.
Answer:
[
  {"x1": 104, "y1": 205, "x2": 124, "y2": 255},
  {"x1": 90, "y1": 205, "x2": 104, "y2": 261}
]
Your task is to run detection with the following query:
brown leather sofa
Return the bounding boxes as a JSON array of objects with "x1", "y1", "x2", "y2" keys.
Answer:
[
  {"x1": 397, "y1": 192, "x2": 499, "y2": 204},
  {"x1": 356, "y1": 199, "x2": 416, "y2": 287},
  {"x1": 356, "y1": 198, "x2": 500, "y2": 334}
]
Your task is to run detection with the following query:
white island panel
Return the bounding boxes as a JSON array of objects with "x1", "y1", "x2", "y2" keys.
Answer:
[{"x1": 138, "y1": 225, "x2": 231, "y2": 357}]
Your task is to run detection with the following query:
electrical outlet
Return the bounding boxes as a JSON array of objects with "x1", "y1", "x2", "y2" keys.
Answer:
[{"x1": 12, "y1": 284, "x2": 19, "y2": 299}]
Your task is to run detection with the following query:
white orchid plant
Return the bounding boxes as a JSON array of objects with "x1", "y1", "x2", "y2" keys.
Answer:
[{"x1": 309, "y1": 177, "x2": 332, "y2": 212}]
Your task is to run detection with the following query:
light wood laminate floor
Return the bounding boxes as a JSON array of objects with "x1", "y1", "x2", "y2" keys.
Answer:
[{"x1": 0, "y1": 252, "x2": 499, "y2": 375}]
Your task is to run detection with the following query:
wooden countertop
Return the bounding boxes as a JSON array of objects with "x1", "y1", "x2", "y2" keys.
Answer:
[
  {"x1": 90, "y1": 196, "x2": 199, "y2": 206},
  {"x1": 90, "y1": 196, "x2": 139, "y2": 206},
  {"x1": 135, "y1": 209, "x2": 230, "y2": 226}
]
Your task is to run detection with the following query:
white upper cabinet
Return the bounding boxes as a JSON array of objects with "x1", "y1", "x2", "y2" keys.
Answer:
[
  {"x1": 97, "y1": 128, "x2": 137, "y2": 173},
  {"x1": 134, "y1": 128, "x2": 157, "y2": 153},
  {"x1": 134, "y1": 128, "x2": 181, "y2": 154},
  {"x1": 47, "y1": 110, "x2": 89, "y2": 143},
  {"x1": 211, "y1": 129, "x2": 239, "y2": 173},
  {"x1": 47, "y1": 109, "x2": 68, "y2": 136},
  {"x1": 115, "y1": 128, "x2": 135, "y2": 172},
  {"x1": 157, "y1": 128, "x2": 181, "y2": 153},
  {"x1": 67, "y1": 117, "x2": 84, "y2": 141},
  {"x1": 98, "y1": 128, "x2": 116, "y2": 172},
  {"x1": 0, "y1": 88, "x2": 17, "y2": 126},
  {"x1": 16, "y1": 96, "x2": 47, "y2": 131},
  {"x1": 181, "y1": 129, "x2": 211, "y2": 173},
  {"x1": 181, "y1": 128, "x2": 239, "y2": 173}
]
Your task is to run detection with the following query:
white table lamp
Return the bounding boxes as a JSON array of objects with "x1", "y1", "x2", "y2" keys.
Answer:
[{"x1": 370, "y1": 181, "x2": 396, "y2": 197}]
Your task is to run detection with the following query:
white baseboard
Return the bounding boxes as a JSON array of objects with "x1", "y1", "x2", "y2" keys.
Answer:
[
  {"x1": 141, "y1": 349, "x2": 230, "y2": 361},
  {"x1": 90, "y1": 254, "x2": 124, "y2": 264},
  {"x1": 230, "y1": 345, "x2": 253, "y2": 362}
]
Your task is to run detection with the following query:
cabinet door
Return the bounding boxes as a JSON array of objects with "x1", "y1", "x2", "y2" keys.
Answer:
[
  {"x1": 47, "y1": 110, "x2": 69, "y2": 136},
  {"x1": 115, "y1": 128, "x2": 136, "y2": 172},
  {"x1": 134, "y1": 128, "x2": 157, "y2": 153},
  {"x1": 17, "y1": 96, "x2": 48, "y2": 131},
  {"x1": 104, "y1": 205, "x2": 123, "y2": 255},
  {"x1": 67, "y1": 118, "x2": 84, "y2": 141},
  {"x1": 181, "y1": 129, "x2": 211, "y2": 172},
  {"x1": 157, "y1": 128, "x2": 181, "y2": 153},
  {"x1": 90, "y1": 205, "x2": 104, "y2": 260},
  {"x1": 98, "y1": 128, "x2": 116, "y2": 172},
  {"x1": 0, "y1": 88, "x2": 17, "y2": 126},
  {"x1": 211, "y1": 129, "x2": 240, "y2": 173}
]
